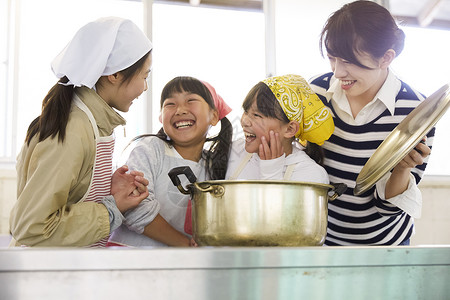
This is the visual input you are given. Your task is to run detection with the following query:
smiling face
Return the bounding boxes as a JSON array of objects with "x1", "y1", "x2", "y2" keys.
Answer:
[
  {"x1": 160, "y1": 91, "x2": 218, "y2": 158},
  {"x1": 104, "y1": 54, "x2": 152, "y2": 112},
  {"x1": 241, "y1": 100, "x2": 290, "y2": 154},
  {"x1": 327, "y1": 50, "x2": 391, "y2": 103}
]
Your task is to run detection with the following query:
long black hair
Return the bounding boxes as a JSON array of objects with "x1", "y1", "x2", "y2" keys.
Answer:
[
  {"x1": 25, "y1": 51, "x2": 152, "y2": 145},
  {"x1": 133, "y1": 76, "x2": 233, "y2": 180},
  {"x1": 242, "y1": 82, "x2": 325, "y2": 165}
]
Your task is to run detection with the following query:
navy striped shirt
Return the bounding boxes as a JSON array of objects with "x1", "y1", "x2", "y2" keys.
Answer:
[{"x1": 310, "y1": 72, "x2": 435, "y2": 246}]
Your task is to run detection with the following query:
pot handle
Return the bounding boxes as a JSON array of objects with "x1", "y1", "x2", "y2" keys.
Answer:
[
  {"x1": 194, "y1": 183, "x2": 225, "y2": 197},
  {"x1": 329, "y1": 183, "x2": 347, "y2": 201},
  {"x1": 168, "y1": 166, "x2": 198, "y2": 195}
]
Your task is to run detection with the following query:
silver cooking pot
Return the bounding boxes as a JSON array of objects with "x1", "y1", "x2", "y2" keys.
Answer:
[{"x1": 169, "y1": 166, "x2": 347, "y2": 247}]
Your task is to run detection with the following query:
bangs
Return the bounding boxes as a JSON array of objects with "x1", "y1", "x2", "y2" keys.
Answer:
[
  {"x1": 321, "y1": 10, "x2": 373, "y2": 70},
  {"x1": 160, "y1": 76, "x2": 214, "y2": 108},
  {"x1": 243, "y1": 82, "x2": 288, "y2": 123}
]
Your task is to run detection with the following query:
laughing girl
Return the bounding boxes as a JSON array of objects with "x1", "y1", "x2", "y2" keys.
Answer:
[
  {"x1": 226, "y1": 74, "x2": 334, "y2": 183},
  {"x1": 108, "y1": 76, "x2": 232, "y2": 247}
]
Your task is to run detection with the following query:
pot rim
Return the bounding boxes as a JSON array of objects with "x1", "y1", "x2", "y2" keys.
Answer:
[{"x1": 194, "y1": 179, "x2": 334, "y2": 189}]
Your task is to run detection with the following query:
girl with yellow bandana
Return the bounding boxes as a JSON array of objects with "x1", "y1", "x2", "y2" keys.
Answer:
[{"x1": 226, "y1": 74, "x2": 334, "y2": 183}]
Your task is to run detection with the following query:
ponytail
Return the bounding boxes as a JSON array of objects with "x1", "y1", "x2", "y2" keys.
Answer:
[
  {"x1": 205, "y1": 117, "x2": 233, "y2": 180},
  {"x1": 305, "y1": 142, "x2": 325, "y2": 166},
  {"x1": 25, "y1": 77, "x2": 75, "y2": 145}
]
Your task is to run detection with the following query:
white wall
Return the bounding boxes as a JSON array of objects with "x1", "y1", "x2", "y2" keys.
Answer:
[{"x1": 414, "y1": 178, "x2": 450, "y2": 245}]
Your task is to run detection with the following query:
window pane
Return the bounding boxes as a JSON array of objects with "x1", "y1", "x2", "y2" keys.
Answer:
[
  {"x1": 152, "y1": 3, "x2": 265, "y2": 136},
  {"x1": 392, "y1": 27, "x2": 450, "y2": 175},
  {"x1": 13, "y1": 1, "x2": 264, "y2": 166},
  {"x1": 0, "y1": 0, "x2": 9, "y2": 159},
  {"x1": 16, "y1": 0, "x2": 143, "y2": 164},
  {"x1": 9, "y1": 1, "x2": 449, "y2": 176},
  {"x1": 275, "y1": 0, "x2": 450, "y2": 176}
]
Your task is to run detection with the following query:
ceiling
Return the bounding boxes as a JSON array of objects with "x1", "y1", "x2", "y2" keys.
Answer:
[
  {"x1": 387, "y1": 0, "x2": 450, "y2": 30},
  {"x1": 156, "y1": 0, "x2": 450, "y2": 30}
]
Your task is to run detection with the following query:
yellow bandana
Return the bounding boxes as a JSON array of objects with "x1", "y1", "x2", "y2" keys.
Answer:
[{"x1": 262, "y1": 74, "x2": 334, "y2": 145}]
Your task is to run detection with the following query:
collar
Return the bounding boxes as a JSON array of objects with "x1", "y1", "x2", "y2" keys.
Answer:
[
  {"x1": 75, "y1": 86, "x2": 126, "y2": 135},
  {"x1": 325, "y1": 69, "x2": 400, "y2": 116},
  {"x1": 375, "y1": 69, "x2": 400, "y2": 116}
]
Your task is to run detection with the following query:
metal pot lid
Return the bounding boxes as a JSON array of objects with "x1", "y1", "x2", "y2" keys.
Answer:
[{"x1": 354, "y1": 83, "x2": 450, "y2": 196}]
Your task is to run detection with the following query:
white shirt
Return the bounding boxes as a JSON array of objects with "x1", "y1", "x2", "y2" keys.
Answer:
[
  {"x1": 326, "y1": 69, "x2": 400, "y2": 125},
  {"x1": 226, "y1": 139, "x2": 329, "y2": 184}
]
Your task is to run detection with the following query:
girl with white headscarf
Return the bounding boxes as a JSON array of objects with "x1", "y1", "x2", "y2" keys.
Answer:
[{"x1": 10, "y1": 17, "x2": 152, "y2": 247}]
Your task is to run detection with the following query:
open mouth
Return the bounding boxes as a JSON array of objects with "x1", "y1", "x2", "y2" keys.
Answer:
[
  {"x1": 174, "y1": 120, "x2": 194, "y2": 129},
  {"x1": 244, "y1": 132, "x2": 256, "y2": 143},
  {"x1": 341, "y1": 80, "x2": 356, "y2": 90}
]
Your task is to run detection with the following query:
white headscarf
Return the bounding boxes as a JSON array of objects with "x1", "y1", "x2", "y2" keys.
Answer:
[{"x1": 51, "y1": 17, "x2": 153, "y2": 88}]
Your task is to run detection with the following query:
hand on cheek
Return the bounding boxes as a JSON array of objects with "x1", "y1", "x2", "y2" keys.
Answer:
[{"x1": 259, "y1": 130, "x2": 284, "y2": 160}]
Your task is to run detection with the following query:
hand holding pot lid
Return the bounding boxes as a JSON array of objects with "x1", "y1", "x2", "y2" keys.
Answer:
[{"x1": 354, "y1": 83, "x2": 450, "y2": 196}]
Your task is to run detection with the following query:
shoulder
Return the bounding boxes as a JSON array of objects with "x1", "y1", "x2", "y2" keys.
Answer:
[
  {"x1": 129, "y1": 136, "x2": 167, "y2": 158},
  {"x1": 396, "y1": 79, "x2": 426, "y2": 102},
  {"x1": 62, "y1": 107, "x2": 96, "y2": 161},
  {"x1": 137, "y1": 135, "x2": 166, "y2": 147},
  {"x1": 22, "y1": 115, "x2": 93, "y2": 184},
  {"x1": 391, "y1": 78, "x2": 427, "y2": 118},
  {"x1": 66, "y1": 105, "x2": 94, "y2": 139},
  {"x1": 309, "y1": 72, "x2": 334, "y2": 90},
  {"x1": 309, "y1": 72, "x2": 335, "y2": 102},
  {"x1": 231, "y1": 138, "x2": 245, "y2": 150},
  {"x1": 289, "y1": 150, "x2": 329, "y2": 184},
  {"x1": 229, "y1": 139, "x2": 247, "y2": 160},
  {"x1": 125, "y1": 136, "x2": 169, "y2": 176}
]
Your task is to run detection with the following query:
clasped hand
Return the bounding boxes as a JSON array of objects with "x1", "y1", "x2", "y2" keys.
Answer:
[{"x1": 111, "y1": 165, "x2": 150, "y2": 213}]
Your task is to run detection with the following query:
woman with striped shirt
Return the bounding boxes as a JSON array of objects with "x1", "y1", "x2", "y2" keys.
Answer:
[{"x1": 309, "y1": 0, "x2": 433, "y2": 246}]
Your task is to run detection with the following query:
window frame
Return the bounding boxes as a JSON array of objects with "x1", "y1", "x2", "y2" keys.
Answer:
[{"x1": 2, "y1": 0, "x2": 450, "y2": 178}]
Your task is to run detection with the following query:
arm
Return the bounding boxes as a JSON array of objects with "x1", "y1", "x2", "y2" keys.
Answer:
[
  {"x1": 11, "y1": 130, "x2": 110, "y2": 246},
  {"x1": 103, "y1": 166, "x2": 150, "y2": 232},
  {"x1": 288, "y1": 151, "x2": 330, "y2": 184},
  {"x1": 110, "y1": 165, "x2": 149, "y2": 212},
  {"x1": 142, "y1": 214, "x2": 190, "y2": 247},
  {"x1": 375, "y1": 138, "x2": 431, "y2": 218},
  {"x1": 121, "y1": 138, "x2": 191, "y2": 246},
  {"x1": 385, "y1": 140, "x2": 430, "y2": 198}
]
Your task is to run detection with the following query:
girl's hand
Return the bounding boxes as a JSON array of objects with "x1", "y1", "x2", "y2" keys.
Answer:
[
  {"x1": 111, "y1": 165, "x2": 150, "y2": 213},
  {"x1": 259, "y1": 130, "x2": 284, "y2": 160},
  {"x1": 189, "y1": 238, "x2": 198, "y2": 247},
  {"x1": 129, "y1": 170, "x2": 150, "y2": 196}
]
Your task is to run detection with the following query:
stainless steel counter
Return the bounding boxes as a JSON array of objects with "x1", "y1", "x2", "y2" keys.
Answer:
[{"x1": 1, "y1": 246, "x2": 449, "y2": 299}]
